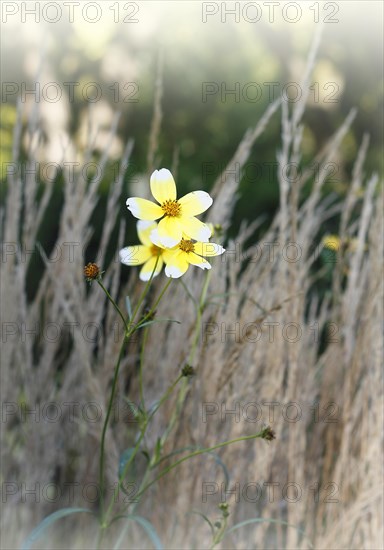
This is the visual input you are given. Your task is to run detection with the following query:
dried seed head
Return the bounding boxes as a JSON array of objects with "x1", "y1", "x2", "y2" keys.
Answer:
[
  {"x1": 182, "y1": 364, "x2": 195, "y2": 377},
  {"x1": 261, "y1": 426, "x2": 276, "y2": 442},
  {"x1": 84, "y1": 263, "x2": 100, "y2": 281}
]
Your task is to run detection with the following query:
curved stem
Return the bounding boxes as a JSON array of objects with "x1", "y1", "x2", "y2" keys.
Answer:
[
  {"x1": 97, "y1": 280, "x2": 129, "y2": 334},
  {"x1": 135, "y1": 431, "x2": 265, "y2": 502}
]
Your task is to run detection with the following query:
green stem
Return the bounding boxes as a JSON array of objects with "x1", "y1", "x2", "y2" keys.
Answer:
[
  {"x1": 148, "y1": 374, "x2": 183, "y2": 422},
  {"x1": 97, "y1": 280, "x2": 129, "y2": 334},
  {"x1": 98, "y1": 334, "x2": 128, "y2": 522},
  {"x1": 189, "y1": 269, "x2": 212, "y2": 363},
  {"x1": 104, "y1": 373, "x2": 184, "y2": 540},
  {"x1": 129, "y1": 255, "x2": 160, "y2": 324},
  {"x1": 135, "y1": 431, "x2": 265, "y2": 502},
  {"x1": 179, "y1": 278, "x2": 197, "y2": 305},
  {"x1": 159, "y1": 270, "x2": 212, "y2": 448},
  {"x1": 210, "y1": 515, "x2": 228, "y2": 548},
  {"x1": 99, "y1": 276, "x2": 173, "y2": 536},
  {"x1": 97, "y1": 259, "x2": 164, "y2": 535},
  {"x1": 137, "y1": 278, "x2": 172, "y2": 328},
  {"x1": 138, "y1": 327, "x2": 149, "y2": 410}
]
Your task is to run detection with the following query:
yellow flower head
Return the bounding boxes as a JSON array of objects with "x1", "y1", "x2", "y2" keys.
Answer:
[
  {"x1": 119, "y1": 221, "x2": 165, "y2": 281},
  {"x1": 159, "y1": 236, "x2": 225, "y2": 279},
  {"x1": 322, "y1": 234, "x2": 341, "y2": 251},
  {"x1": 126, "y1": 168, "x2": 213, "y2": 248}
]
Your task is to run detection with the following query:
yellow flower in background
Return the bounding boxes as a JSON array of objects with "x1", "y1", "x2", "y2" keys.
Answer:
[
  {"x1": 126, "y1": 168, "x2": 213, "y2": 248},
  {"x1": 119, "y1": 221, "x2": 165, "y2": 281},
  {"x1": 161, "y1": 237, "x2": 225, "y2": 279},
  {"x1": 323, "y1": 234, "x2": 341, "y2": 251}
]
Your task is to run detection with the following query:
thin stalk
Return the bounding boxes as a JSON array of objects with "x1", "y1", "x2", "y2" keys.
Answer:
[
  {"x1": 97, "y1": 280, "x2": 129, "y2": 334},
  {"x1": 129, "y1": 255, "x2": 160, "y2": 324},
  {"x1": 138, "y1": 327, "x2": 149, "y2": 410},
  {"x1": 135, "y1": 431, "x2": 266, "y2": 502},
  {"x1": 104, "y1": 373, "x2": 184, "y2": 540},
  {"x1": 98, "y1": 334, "x2": 128, "y2": 523},
  {"x1": 159, "y1": 270, "x2": 212, "y2": 447},
  {"x1": 99, "y1": 277, "x2": 173, "y2": 536}
]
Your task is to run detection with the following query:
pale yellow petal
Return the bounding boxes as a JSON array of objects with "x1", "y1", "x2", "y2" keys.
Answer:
[
  {"x1": 193, "y1": 242, "x2": 225, "y2": 257},
  {"x1": 139, "y1": 256, "x2": 163, "y2": 281},
  {"x1": 126, "y1": 197, "x2": 163, "y2": 220},
  {"x1": 164, "y1": 251, "x2": 189, "y2": 278},
  {"x1": 179, "y1": 191, "x2": 213, "y2": 216},
  {"x1": 161, "y1": 247, "x2": 179, "y2": 264},
  {"x1": 157, "y1": 216, "x2": 183, "y2": 248},
  {"x1": 150, "y1": 168, "x2": 177, "y2": 204},
  {"x1": 149, "y1": 228, "x2": 167, "y2": 249},
  {"x1": 119, "y1": 245, "x2": 151, "y2": 266},
  {"x1": 137, "y1": 220, "x2": 158, "y2": 247},
  {"x1": 186, "y1": 252, "x2": 212, "y2": 270},
  {"x1": 180, "y1": 216, "x2": 211, "y2": 242}
]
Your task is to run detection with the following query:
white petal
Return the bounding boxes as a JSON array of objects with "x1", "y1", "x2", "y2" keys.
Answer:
[{"x1": 193, "y1": 242, "x2": 225, "y2": 257}]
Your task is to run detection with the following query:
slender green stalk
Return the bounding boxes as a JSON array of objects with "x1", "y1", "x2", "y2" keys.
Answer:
[
  {"x1": 97, "y1": 274, "x2": 173, "y2": 543},
  {"x1": 134, "y1": 431, "x2": 266, "y2": 502},
  {"x1": 98, "y1": 334, "x2": 128, "y2": 522},
  {"x1": 96, "y1": 260, "x2": 164, "y2": 532},
  {"x1": 129, "y1": 255, "x2": 160, "y2": 324},
  {"x1": 159, "y1": 270, "x2": 212, "y2": 448},
  {"x1": 148, "y1": 374, "x2": 183, "y2": 422},
  {"x1": 104, "y1": 372, "x2": 184, "y2": 542},
  {"x1": 210, "y1": 515, "x2": 228, "y2": 548},
  {"x1": 136, "y1": 278, "x2": 172, "y2": 329},
  {"x1": 179, "y1": 278, "x2": 197, "y2": 305},
  {"x1": 138, "y1": 327, "x2": 149, "y2": 410},
  {"x1": 97, "y1": 280, "x2": 129, "y2": 334},
  {"x1": 111, "y1": 418, "x2": 262, "y2": 550}
]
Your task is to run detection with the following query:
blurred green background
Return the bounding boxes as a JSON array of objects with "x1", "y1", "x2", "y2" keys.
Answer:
[{"x1": 1, "y1": 1, "x2": 382, "y2": 276}]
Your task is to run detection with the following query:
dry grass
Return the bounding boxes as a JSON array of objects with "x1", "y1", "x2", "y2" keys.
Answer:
[{"x1": 1, "y1": 45, "x2": 383, "y2": 550}]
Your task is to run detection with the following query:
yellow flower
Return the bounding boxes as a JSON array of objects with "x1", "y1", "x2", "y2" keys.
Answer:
[
  {"x1": 161, "y1": 237, "x2": 225, "y2": 279},
  {"x1": 126, "y1": 168, "x2": 213, "y2": 248},
  {"x1": 119, "y1": 221, "x2": 165, "y2": 281},
  {"x1": 323, "y1": 234, "x2": 341, "y2": 251}
]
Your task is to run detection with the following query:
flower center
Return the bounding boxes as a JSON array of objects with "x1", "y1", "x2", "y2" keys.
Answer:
[
  {"x1": 179, "y1": 239, "x2": 195, "y2": 254},
  {"x1": 161, "y1": 199, "x2": 181, "y2": 217}
]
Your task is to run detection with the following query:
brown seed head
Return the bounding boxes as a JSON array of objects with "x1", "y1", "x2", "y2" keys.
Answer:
[{"x1": 84, "y1": 263, "x2": 100, "y2": 281}]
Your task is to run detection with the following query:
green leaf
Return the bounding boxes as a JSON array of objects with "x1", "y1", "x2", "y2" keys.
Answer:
[
  {"x1": 21, "y1": 508, "x2": 94, "y2": 550},
  {"x1": 125, "y1": 296, "x2": 132, "y2": 320},
  {"x1": 225, "y1": 517, "x2": 314, "y2": 548},
  {"x1": 153, "y1": 437, "x2": 163, "y2": 463},
  {"x1": 118, "y1": 447, "x2": 137, "y2": 482},
  {"x1": 123, "y1": 398, "x2": 142, "y2": 420},
  {"x1": 207, "y1": 451, "x2": 231, "y2": 488},
  {"x1": 111, "y1": 514, "x2": 163, "y2": 549},
  {"x1": 138, "y1": 318, "x2": 180, "y2": 329},
  {"x1": 141, "y1": 449, "x2": 150, "y2": 463}
]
